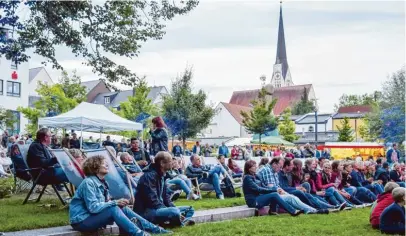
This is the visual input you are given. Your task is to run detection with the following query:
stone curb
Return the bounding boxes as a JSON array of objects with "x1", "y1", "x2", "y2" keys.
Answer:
[{"x1": 5, "y1": 206, "x2": 256, "y2": 236}]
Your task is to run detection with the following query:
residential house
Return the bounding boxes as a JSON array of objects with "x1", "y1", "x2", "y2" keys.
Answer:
[
  {"x1": 295, "y1": 113, "x2": 333, "y2": 133},
  {"x1": 332, "y1": 105, "x2": 373, "y2": 141},
  {"x1": 81, "y1": 79, "x2": 111, "y2": 103},
  {"x1": 28, "y1": 67, "x2": 54, "y2": 107}
]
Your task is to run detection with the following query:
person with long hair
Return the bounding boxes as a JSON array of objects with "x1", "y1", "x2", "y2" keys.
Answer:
[
  {"x1": 242, "y1": 160, "x2": 302, "y2": 216},
  {"x1": 150, "y1": 117, "x2": 168, "y2": 156},
  {"x1": 69, "y1": 155, "x2": 169, "y2": 235},
  {"x1": 227, "y1": 158, "x2": 243, "y2": 178}
]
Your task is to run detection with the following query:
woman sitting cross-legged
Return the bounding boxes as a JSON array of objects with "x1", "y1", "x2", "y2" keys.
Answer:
[
  {"x1": 242, "y1": 160, "x2": 302, "y2": 216},
  {"x1": 379, "y1": 187, "x2": 406, "y2": 235},
  {"x1": 69, "y1": 155, "x2": 170, "y2": 236},
  {"x1": 370, "y1": 182, "x2": 400, "y2": 229}
]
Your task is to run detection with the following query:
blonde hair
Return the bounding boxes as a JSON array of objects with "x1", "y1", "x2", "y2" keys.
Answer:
[{"x1": 69, "y1": 149, "x2": 82, "y2": 158}]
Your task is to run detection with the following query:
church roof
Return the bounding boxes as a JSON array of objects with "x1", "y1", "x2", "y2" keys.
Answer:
[
  {"x1": 229, "y1": 84, "x2": 313, "y2": 116},
  {"x1": 276, "y1": 3, "x2": 289, "y2": 80},
  {"x1": 220, "y1": 102, "x2": 252, "y2": 125}
]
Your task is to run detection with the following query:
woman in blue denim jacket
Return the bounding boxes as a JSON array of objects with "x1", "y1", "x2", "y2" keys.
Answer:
[{"x1": 69, "y1": 155, "x2": 170, "y2": 236}]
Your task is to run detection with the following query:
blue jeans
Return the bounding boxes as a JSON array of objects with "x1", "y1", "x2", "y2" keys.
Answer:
[
  {"x1": 145, "y1": 206, "x2": 195, "y2": 226},
  {"x1": 324, "y1": 187, "x2": 350, "y2": 206},
  {"x1": 200, "y1": 165, "x2": 226, "y2": 197},
  {"x1": 167, "y1": 178, "x2": 192, "y2": 195},
  {"x1": 255, "y1": 192, "x2": 297, "y2": 214},
  {"x1": 397, "y1": 182, "x2": 406, "y2": 188},
  {"x1": 281, "y1": 194, "x2": 316, "y2": 214},
  {"x1": 71, "y1": 206, "x2": 163, "y2": 236},
  {"x1": 355, "y1": 187, "x2": 376, "y2": 203},
  {"x1": 364, "y1": 184, "x2": 383, "y2": 195},
  {"x1": 306, "y1": 193, "x2": 334, "y2": 209}
]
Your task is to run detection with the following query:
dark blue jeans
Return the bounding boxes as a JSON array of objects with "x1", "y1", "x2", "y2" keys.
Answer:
[
  {"x1": 355, "y1": 187, "x2": 377, "y2": 203},
  {"x1": 324, "y1": 187, "x2": 350, "y2": 206},
  {"x1": 71, "y1": 206, "x2": 163, "y2": 236},
  {"x1": 145, "y1": 206, "x2": 195, "y2": 226},
  {"x1": 256, "y1": 192, "x2": 296, "y2": 214}
]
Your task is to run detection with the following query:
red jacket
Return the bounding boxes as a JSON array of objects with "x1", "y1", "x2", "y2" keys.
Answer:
[
  {"x1": 370, "y1": 192, "x2": 394, "y2": 228},
  {"x1": 231, "y1": 148, "x2": 239, "y2": 159},
  {"x1": 316, "y1": 172, "x2": 335, "y2": 191}
]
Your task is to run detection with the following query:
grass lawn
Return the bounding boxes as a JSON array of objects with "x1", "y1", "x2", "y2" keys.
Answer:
[
  {"x1": 173, "y1": 208, "x2": 381, "y2": 236},
  {"x1": 0, "y1": 191, "x2": 245, "y2": 232}
]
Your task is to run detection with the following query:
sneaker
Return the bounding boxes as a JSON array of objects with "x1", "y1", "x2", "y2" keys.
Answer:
[
  {"x1": 364, "y1": 203, "x2": 373, "y2": 207},
  {"x1": 338, "y1": 203, "x2": 347, "y2": 211},
  {"x1": 217, "y1": 194, "x2": 225, "y2": 200},
  {"x1": 185, "y1": 220, "x2": 196, "y2": 226},
  {"x1": 187, "y1": 193, "x2": 200, "y2": 201},
  {"x1": 170, "y1": 190, "x2": 182, "y2": 201},
  {"x1": 316, "y1": 209, "x2": 329, "y2": 214},
  {"x1": 290, "y1": 210, "x2": 303, "y2": 216}
]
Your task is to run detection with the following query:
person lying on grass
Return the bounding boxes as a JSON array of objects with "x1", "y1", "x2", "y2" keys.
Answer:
[
  {"x1": 379, "y1": 187, "x2": 406, "y2": 235},
  {"x1": 69, "y1": 155, "x2": 170, "y2": 236}
]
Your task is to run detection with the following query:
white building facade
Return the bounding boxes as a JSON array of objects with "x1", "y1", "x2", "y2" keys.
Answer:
[{"x1": 295, "y1": 113, "x2": 333, "y2": 134}]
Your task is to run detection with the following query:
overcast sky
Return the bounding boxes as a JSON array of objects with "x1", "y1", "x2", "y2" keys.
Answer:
[{"x1": 30, "y1": 0, "x2": 405, "y2": 113}]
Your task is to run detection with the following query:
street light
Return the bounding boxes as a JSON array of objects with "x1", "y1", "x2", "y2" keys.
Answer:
[
  {"x1": 355, "y1": 110, "x2": 360, "y2": 142},
  {"x1": 313, "y1": 99, "x2": 319, "y2": 148}
]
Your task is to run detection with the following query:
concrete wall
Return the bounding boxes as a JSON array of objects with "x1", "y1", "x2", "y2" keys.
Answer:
[{"x1": 0, "y1": 58, "x2": 29, "y2": 135}]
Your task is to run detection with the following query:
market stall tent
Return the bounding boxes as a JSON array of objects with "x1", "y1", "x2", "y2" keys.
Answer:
[{"x1": 251, "y1": 136, "x2": 294, "y2": 146}]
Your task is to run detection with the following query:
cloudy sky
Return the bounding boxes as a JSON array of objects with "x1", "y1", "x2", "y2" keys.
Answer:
[{"x1": 30, "y1": 0, "x2": 405, "y2": 113}]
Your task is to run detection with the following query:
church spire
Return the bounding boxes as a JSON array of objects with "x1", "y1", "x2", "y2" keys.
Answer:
[
  {"x1": 271, "y1": 1, "x2": 293, "y2": 88},
  {"x1": 276, "y1": 1, "x2": 288, "y2": 79}
]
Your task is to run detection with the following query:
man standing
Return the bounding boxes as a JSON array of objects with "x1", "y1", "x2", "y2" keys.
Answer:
[
  {"x1": 127, "y1": 138, "x2": 151, "y2": 169},
  {"x1": 201, "y1": 143, "x2": 212, "y2": 157},
  {"x1": 134, "y1": 151, "x2": 195, "y2": 227},
  {"x1": 69, "y1": 133, "x2": 80, "y2": 149},
  {"x1": 1, "y1": 131, "x2": 9, "y2": 148},
  {"x1": 102, "y1": 135, "x2": 115, "y2": 148},
  {"x1": 386, "y1": 143, "x2": 400, "y2": 165},
  {"x1": 171, "y1": 141, "x2": 183, "y2": 157},
  {"x1": 192, "y1": 141, "x2": 201, "y2": 156},
  {"x1": 218, "y1": 142, "x2": 229, "y2": 158}
]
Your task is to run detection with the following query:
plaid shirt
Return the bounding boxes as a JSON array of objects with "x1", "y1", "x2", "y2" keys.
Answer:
[{"x1": 257, "y1": 164, "x2": 280, "y2": 188}]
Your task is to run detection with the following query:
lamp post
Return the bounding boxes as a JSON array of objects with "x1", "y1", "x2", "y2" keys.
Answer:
[
  {"x1": 313, "y1": 99, "x2": 319, "y2": 148},
  {"x1": 355, "y1": 110, "x2": 360, "y2": 142}
]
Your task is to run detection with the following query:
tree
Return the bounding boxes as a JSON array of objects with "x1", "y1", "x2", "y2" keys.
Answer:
[
  {"x1": 114, "y1": 79, "x2": 159, "y2": 139},
  {"x1": 278, "y1": 108, "x2": 298, "y2": 143},
  {"x1": 241, "y1": 87, "x2": 278, "y2": 145},
  {"x1": 380, "y1": 106, "x2": 405, "y2": 144},
  {"x1": 380, "y1": 67, "x2": 405, "y2": 111},
  {"x1": 0, "y1": 107, "x2": 17, "y2": 132},
  {"x1": 334, "y1": 93, "x2": 379, "y2": 111},
  {"x1": 336, "y1": 117, "x2": 354, "y2": 142},
  {"x1": 58, "y1": 70, "x2": 87, "y2": 103},
  {"x1": 292, "y1": 88, "x2": 316, "y2": 115},
  {"x1": 162, "y1": 68, "x2": 215, "y2": 150},
  {"x1": 16, "y1": 107, "x2": 43, "y2": 135},
  {"x1": 0, "y1": 1, "x2": 198, "y2": 87}
]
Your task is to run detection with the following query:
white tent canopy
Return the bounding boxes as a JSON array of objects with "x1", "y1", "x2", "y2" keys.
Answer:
[{"x1": 38, "y1": 102, "x2": 143, "y2": 132}]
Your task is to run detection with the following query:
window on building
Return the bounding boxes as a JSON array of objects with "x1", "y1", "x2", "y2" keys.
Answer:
[
  {"x1": 0, "y1": 79, "x2": 3, "y2": 95},
  {"x1": 104, "y1": 96, "x2": 110, "y2": 104},
  {"x1": 7, "y1": 81, "x2": 20, "y2": 97},
  {"x1": 11, "y1": 60, "x2": 17, "y2": 69}
]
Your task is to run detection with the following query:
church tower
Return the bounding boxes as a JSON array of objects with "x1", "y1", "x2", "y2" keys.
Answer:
[{"x1": 271, "y1": 2, "x2": 293, "y2": 88}]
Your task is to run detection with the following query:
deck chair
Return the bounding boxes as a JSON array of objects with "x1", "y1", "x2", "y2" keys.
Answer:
[
  {"x1": 10, "y1": 144, "x2": 72, "y2": 205},
  {"x1": 52, "y1": 148, "x2": 85, "y2": 188},
  {"x1": 82, "y1": 148, "x2": 136, "y2": 204}
]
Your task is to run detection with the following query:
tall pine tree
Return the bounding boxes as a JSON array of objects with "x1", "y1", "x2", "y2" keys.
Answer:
[
  {"x1": 292, "y1": 88, "x2": 316, "y2": 115},
  {"x1": 337, "y1": 117, "x2": 354, "y2": 142}
]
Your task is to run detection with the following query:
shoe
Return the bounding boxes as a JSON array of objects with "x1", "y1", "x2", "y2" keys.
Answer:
[
  {"x1": 217, "y1": 194, "x2": 225, "y2": 200},
  {"x1": 187, "y1": 193, "x2": 200, "y2": 201},
  {"x1": 268, "y1": 210, "x2": 279, "y2": 216},
  {"x1": 170, "y1": 190, "x2": 182, "y2": 201},
  {"x1": 290, "y1": 210, "x2": 303, "y2": 216},
  {"x1": 364, "y1": 203, "x2": 373, "y2": 207},
  {"x1": 338, "y1": 203, "x2": 347, "y2": 211},
  {"x1": 316, "y1": 209, "x2": 329, "y2": 214},
  {"x1": 185, "y1": 220, "x2": 195, "y2": 226}
]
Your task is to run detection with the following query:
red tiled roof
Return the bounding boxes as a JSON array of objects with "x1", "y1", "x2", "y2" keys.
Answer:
[
  {"x1": 229, "y1": 84, "x2": 312, "y2": 116},
  {"x1": 337, "y1": 105, "x2": 373, "y2": 114},
  {"x1": 221, "y1": 102, "x2": 252, "y2": 125}
]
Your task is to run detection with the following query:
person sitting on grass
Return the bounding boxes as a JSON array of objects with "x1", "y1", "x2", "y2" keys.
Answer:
[
  {"x1": 242, "y1": 160, "x2": 302, "y2": 216},
  {"x1": 185, "y1": 154, "x2": 228, "y2": 200},
  {"x1": 375, "y1": 162, "x2": 391, "y2": 187},
  {"x1": 166, "y1": 157, "x2": 199, "y2": 201},
  {"x1": 389, "y1": 163, "x2": 406, "y2": 188},
  {"x1": 351, "y1": 162, "x2": 383, "y2": 196},
  {"x1": 258, "y1": 157, "x2": 269, "y2": 170},
  {"x1": 370, "y1": 182, "x2": 400, "y2": 229},
  {"x1": 120, "y1": 152, "x2": 144, "y2": 182},
  {"x1": 127, "y1": 139, "x2": 151, "y2": 170},
  {"x1": 69, "y1": 155, "x2": 169, "y2": 236},
  {"x1": 227, "y1": 158, "x2": 243, "y2": 178},
  {"x1": 379, "y1": 187, "x2": 406, "y2": 235},
  {"x1": 343, "y1": 163, "x2": 377, "y2": 203},
  {"x1": 134, "y1": 152, "x2": 195, "y2": 227}
]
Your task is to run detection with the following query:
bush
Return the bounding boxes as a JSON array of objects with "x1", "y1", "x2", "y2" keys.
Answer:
[{"x1": 0, "y1": 177, "x2": 14, "y2": 199}]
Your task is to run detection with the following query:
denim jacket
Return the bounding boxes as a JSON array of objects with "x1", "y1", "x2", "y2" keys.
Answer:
[{"x1": 69, "y1": 176, "x2": 117, "y2": 224}]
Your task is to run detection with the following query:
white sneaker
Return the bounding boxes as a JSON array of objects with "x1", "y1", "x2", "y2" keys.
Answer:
[
  {"x1": 218, "y1": 194, "x2": 225, "y2": 200},
  {"x1": 187, "y1": 192, "x2": 200, "y2": 200}
]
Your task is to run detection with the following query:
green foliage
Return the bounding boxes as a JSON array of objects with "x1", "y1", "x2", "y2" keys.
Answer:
[
  {"x1": 58, "y1": 70, "x2": 87, "y2": 103},
  {"x1": 2, "y1": 1, "x2": 199, "y2": 87},
  {"x1": 380, "y1": 67, "x2": 405, "y2": 110},
  {"x1": 278, "y1": 108, "x2": 299, "y2": 143},
  {"x1": 241, "y1": 87, "x2": 278, "y2": 144},
  {"x1": 114, "y1": 79, "x2": 159, "y2": 139},
  {"x1": 0, "y1": 177, "x2": 13, "y2": 199},
  {"x1": 334, "y1": 92, "x2": 380, "y2": 111},
  {"x1": 162, "y1": 68, "x2": 215, "y2": 146},
  {"x1": 16, "y1": 107, "x2": 43, "y2": 135},
  {"x1": 292, "y1": 88, "x2": 316, "y2": 115},
  {"x1": 337, "y1": 117, "x2": 354, "y2": 142},
  {"x1": 0, "y1": 107, "x2": 17, "y2": 132}
]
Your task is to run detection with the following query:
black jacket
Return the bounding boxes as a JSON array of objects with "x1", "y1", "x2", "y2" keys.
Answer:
[
  {"x1": 133, "y1": 164, "x2": 175, "y2": 214},
  {"x1": 389, "y1": 170, "x2": 402, "y2": 182},
  {"x1": 242, "y1": 174, "x2": 276, "y2": 208},
  {"x1": 27, "y1": 141, "x2": 58, "y2": 177},
  {"x1": 149, "y1": 128, "x2": 168, "y2": 155}
]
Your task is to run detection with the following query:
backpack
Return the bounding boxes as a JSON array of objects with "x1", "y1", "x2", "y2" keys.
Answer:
[{"x1": 220, "y1": 177, "x2": 237, "y2": 198}]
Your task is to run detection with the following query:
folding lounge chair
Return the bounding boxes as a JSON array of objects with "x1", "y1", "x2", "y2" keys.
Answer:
[
  {"x1": 52, "y1": 148, "x2": 85, "y2": 188},
  {"x1": 10, "y1": 144, "x2": 72, "y2": 205},
  {"x1": 82, "y1": 148, "x2": 136, "y2": 204}
]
